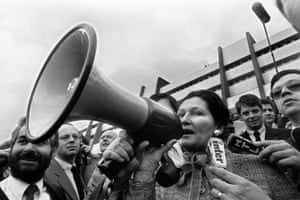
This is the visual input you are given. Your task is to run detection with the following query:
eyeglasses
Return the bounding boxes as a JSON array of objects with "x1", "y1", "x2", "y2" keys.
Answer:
[{"x1": 271, "y1": 80, "x2": 300, "y2": 99}]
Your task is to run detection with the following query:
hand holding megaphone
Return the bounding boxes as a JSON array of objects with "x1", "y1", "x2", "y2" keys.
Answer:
[
  {"x1": 156, "y1": 142, "x2": 186, "y2": 187},
  {"x1": 99, "y1": 131, "x2": 176, "y2": 181}
]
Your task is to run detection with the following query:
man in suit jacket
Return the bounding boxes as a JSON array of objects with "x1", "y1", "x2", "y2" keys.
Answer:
[
  {"x1": 255, "y1": 69, "x2": 300, "y2": 191},
  {"x1": 0, "y1": 117, "x2": 65, "y2": 200},
  {"x1": 235, "y1": 94, "x2": 290, "y2": 142},
  {"x1": 45, "y1": 123, "x2": 85, "y2": 200}
]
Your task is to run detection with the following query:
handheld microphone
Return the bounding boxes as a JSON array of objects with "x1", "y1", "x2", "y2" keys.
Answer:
[
  {"x1": 208, "y1": 137, "x2": 227, "y2": 168},
  {"x1": 227, "y1": 134, "x2": 262, "y2": 155},
  {"x1": 252, "y1": 2, "x2": 271, "y2": 23}
]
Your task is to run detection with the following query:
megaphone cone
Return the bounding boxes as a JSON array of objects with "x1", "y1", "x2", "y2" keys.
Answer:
[{"x1": 25, "y1": 24, "x2": 182, "y2": 155}]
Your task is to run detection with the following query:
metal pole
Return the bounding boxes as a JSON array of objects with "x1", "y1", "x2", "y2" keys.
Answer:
[{"x1": 262, "y1": 22, "x2": 278, "y2": 73}]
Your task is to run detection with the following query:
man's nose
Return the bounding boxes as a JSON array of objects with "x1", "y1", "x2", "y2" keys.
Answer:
[
  {"x1": 69, "y1": 136, "x2": 77, "y2": 142},
  {"x1": 248, "y1": 112, "x2": 256, "y2": 118},
  {"x1": 23, "y1": 142, "x2": 35, "y2": 151}
]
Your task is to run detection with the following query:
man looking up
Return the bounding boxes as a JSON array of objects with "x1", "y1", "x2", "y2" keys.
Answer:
[
  {"x1": 45, "y1": 123, "x2": 85, "y2": 200},
  {"x1": 254, "y1": 69, "x2": 300, "y2": 191},
  {"x1": 0, "y1": 117, "x2": 63, "y2": 200},
  {"x1": 271, "y1": 70, "x2": 300, "y2": 129}
]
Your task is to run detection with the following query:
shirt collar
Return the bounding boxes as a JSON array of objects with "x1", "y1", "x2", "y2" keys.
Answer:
[
  {"x1": 3, "y1": 175, "x2": 43, "y2": 198},
  {"x1": 292, "y1": 125, "x2": 300, "y2": 129},
  {"x1": 246, "y1": 125, "x2": 266, "y2": 135},
  {"x1": 55, "y1": 157, "x2": 73, "y2": 171}
]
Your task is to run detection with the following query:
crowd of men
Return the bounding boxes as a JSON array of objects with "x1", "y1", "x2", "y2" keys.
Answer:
[{"x1": 0, "y1": 0, "x2": 300, "y2": 199}]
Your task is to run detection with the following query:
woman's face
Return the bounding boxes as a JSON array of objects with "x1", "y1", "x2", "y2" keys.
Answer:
[{"x1": 177, "y1": 97, "x2": 217, "y2": 153}]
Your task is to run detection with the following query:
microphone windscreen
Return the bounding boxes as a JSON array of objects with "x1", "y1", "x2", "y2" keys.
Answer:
[{"x1": 252, "y1": 2, "x2": 271, "y2": 23}]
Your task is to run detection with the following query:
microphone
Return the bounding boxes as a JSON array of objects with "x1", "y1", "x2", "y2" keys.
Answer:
[
  {"x1": 227, "y1": 134, "x2": 262, "y2": 155},
  {"x1": 208, "y1": 137, "x2": 227, "y2": 168},
  {"x1": 252, "y1": 2, "x2": 271, "y2": 23}
]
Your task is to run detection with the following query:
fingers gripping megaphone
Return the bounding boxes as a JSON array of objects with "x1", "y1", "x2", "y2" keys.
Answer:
[{"x1": 25, "y1": 23, "x2": 183, "y2": 179}]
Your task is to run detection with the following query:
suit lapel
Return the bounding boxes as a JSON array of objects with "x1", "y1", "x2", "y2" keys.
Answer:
[
  {"x1": 51, "y1": 159, "x2": 79, "y2": 200},
  {"x1": 265, "y1": 127, "x2": 272, "y2": 140}
]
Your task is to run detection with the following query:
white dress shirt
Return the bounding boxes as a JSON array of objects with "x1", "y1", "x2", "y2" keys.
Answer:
[
  {"x1": 55, "y1": 157, "x2": 80, "y2": 200},
  {"x1": 0, "y1": 175, "x2": 50, "y2": 200},
  {"x1": 245, "y1": 125, "x2": 266, "y2": 142}
]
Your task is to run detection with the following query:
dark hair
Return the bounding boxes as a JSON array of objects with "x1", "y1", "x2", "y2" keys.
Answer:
[
  {"x1": 179, "y1": 90, "x2": 230, "y2": 128},
  {"x1": 270, "y1": 69, "x2": 300, "y2": 91},
  {"x1": 260, "y1": 98, "x2": 273, "y2": 106},
  {"x1": 235, "y1": 94, "x2": 262, "y2": 114},
  {"x1": 150, "y1": 93, "x2": 178, "y2": 112}
]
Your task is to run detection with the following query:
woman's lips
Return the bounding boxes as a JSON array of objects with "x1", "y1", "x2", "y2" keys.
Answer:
[{"x1": 182, "y1": 129, "x2": 194, "y2": 135}]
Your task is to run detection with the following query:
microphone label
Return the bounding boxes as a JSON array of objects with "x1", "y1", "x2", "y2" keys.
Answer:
[
  {"x1": 208, "y1": 137, "x2": 227, "y2": 168},
  {"x1": 227, "y1": 134, "x2": 262, "y2": 155}
]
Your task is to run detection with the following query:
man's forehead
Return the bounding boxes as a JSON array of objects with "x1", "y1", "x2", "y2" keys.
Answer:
[
  {"x1": 240, "y1": 104, "x2": 261, "y2": 111},
  {"x1": 17, "y1": 126, "x2": 27, "y2": 137},
  {"x1": 273, "y1": 74, "x2": 300, "y2": 88},
  {"x1": 101, "y1": 131, "x2": 117, "y2": 137},
  {"x1": 262, "y1": 104, "x2": 272, "y2": 108},
  {"x1": 59, "y1": 124, "x2": 79, "y2": 134}
]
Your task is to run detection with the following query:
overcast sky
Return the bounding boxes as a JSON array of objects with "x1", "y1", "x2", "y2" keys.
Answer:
[{"x1": 0, "y1": 0, "x2": 293, "y2": 141}]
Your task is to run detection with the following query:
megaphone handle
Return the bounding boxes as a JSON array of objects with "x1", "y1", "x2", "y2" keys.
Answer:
[{"x1": 97, "y1": 159, "x2": 127, "y2": 180}]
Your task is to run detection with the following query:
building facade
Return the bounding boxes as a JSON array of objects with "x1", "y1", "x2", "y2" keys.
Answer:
[{"x1": 144, "y1": 27, "x2": 300, "y2": 112}]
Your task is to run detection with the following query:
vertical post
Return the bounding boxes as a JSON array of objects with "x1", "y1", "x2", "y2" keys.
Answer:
[
  {"x1": 246, "y1": 32, "x2": 266, "y2": 98},
  {"x1": 217, "y1": 46, "x2": 230, "y2": 105},
  {"x1": 139, "y1": 85, "x2": 146, "y2": 97},
  {"x1": 262, "y1": 23, "x2": 278, "y2": 73}
]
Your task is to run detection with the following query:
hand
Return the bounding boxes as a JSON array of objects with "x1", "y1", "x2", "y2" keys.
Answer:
[
  {"x1": 100, "y1": 131, "x2": 149, "y2": 180},
  {"x1": 256, "y1": 140, "x2": 300, "y2": 170},
  {"x1": 102, "y1": 131, "x2": 135, "y2": 163},
  {"x1": 209, "y1": 166, "x2": 271, "y2": 200},
  {"x1": 80, "y1": 144, "x2": 92, "y2": 155},
  {"x1": 133, "y1": 139, "x2": 176, "y2": 182},
  {"x1": 101, "y1": 131, "x2": 176, "y2": 182}
]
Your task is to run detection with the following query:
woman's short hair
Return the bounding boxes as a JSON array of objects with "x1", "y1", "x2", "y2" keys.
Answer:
[{"x1": 179, "y1": 90, "x2": 230, "y2": 128}]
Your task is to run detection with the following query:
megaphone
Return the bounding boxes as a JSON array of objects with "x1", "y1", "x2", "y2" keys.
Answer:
[{"x1": 25, "y1": 23, "x2": 182, "y2": 178}]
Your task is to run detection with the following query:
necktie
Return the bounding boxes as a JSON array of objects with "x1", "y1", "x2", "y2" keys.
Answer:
[
  {"x1": 23, "y1": 184, "x2": 38, "y2": 200},
  {"x1": 71, "y1": 166, "x2": 84, "y2": 200},
  {"x1": 254, "y1": 131, "x2": 261, "y2": 142}
]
